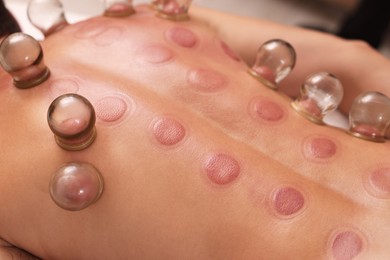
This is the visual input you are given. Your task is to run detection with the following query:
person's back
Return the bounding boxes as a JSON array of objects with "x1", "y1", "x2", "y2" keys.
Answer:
[{"x1": 2, "y1": 2, "x2": 390, "y2": 259}]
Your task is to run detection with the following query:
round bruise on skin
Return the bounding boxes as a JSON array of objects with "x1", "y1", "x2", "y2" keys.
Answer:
[
  {"x1": 330, "y1": 230, "x2": 364, "y2": 260},
  {"x1": 49, "y1": 78, "x2": 79, "y2": 97},
  {"x1": 74, "y1": 21, "x2": 109, "y2": 39},
  {"x1": 303, "y1": 135, "x2": 338, "y2": 161},
  {"x1": 297, "y1": 99, "x2": 323, "y2": 119},
  {"x1": 187, "y1": 68, "x2": 227, "y2": 92},
  {"x1": 74, "y1": 22, "x2": 123, "y2": 46},
  {"x1": 252, "y1": 66, "x2": 276, "y2": 84},
  {"x1": 271, "y1": 186, "x2": 305, "y2": 217},
  {"x1": 137, "y1": 44, "x2": 174, "y2": 64},
  {"x1": 165, "y1": 27, "x2": 197, "y2": 48},
  {"x1": 365, "y1": 167, "x2": 390, "y2": 199},
  {"x1": 249, "y1": 97, "x2": 286, "y2": 123},
  {"x1": 95, "y1": 95, "x2": 130, "y2": 124},
  {"x1": 50, "y1": 162, "x2": 104, "y2": 211},
  {"x1": 152, "y1": 116, "x2": 186, "y2": 146},
  {"x1": 220, "y1": 41, "x2": 241, "y2": 62},
  {"x1": 92, "y1": 26, "x2": 123, "y2": 47},
  {"x1": 204, "y1": 153, "x2": 240, "y2": 185}
]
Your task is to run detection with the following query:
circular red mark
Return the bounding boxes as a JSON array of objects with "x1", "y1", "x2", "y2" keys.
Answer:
[
  {"x1": 303, "y1": 135, "x2": 337, "y2": 160},
  {"x1": 204, "y1": 153, "x2": 240, "y2": 185},
  {"x1": 152, "y1": 117, "x2": 186, "y2": 146},
  {"x1": 331, "y1": 231, "x2": 363, "y2": 260},
  {"x1": 252, "y1": 98, "x2": 285, "y2": 122},
  {"x1": 252, "y1": 66, "x2": 276, "y2": 83},
  {"x1": 272, "y1": 186, "x2": 305, "y2": 216},
  {"x1": 74, "y1": 22, "x2": 123, "y2": 46},
  {"x1": 138, "y1": 44, "x2": 174, "y2": 64},
  {"x1": 50, "y1": 78, "x2": 79, "y2": 97},
  {"x1": 367, "y1": 168, "x2": 390, "y2": 199},
  {"x1": 95, "y1": 96, "x2": 128, "y2": 123},
  {"x1": 187, "y1": 68, "x2": 227, "y2": 92},
  {"x1": 166, "y1": 27, "x2": 197, "y2": 48}
]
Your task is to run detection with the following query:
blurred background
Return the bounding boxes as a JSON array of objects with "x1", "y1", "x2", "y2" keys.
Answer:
[{"x1": 3, "y1": 0, "x2": 390, "y2": 57}]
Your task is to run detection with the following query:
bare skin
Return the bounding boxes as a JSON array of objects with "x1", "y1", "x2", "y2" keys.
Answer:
[
  {"x1": 191, "y1": 5, "x2": 390, "y2": 113},
  {"x1": 0, "y1": 239, "x2": 38, "y2": 260},
  {"x1": 1, "y1": 4, "x2": 390, "y2": 259}
]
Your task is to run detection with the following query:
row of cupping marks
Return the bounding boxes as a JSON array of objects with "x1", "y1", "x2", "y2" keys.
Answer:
[
  {"x1": 0, "y1": 0, "x2": 193, "y2": 91},
  {"x1": 249, "y1": 39, "x2": 390, "y2": 143},
  {"x1": 4, "y1": 0, "x2": 390, "y2": 142},
  {"x1": 1, "y1": 30, "x2": 389, "y2": 146},
  {"x1": 0, "y1": 0, "x2": 193, "y2": 215},
  {"x1": 27, "y1": 0, "x2": 193, "y2": 38}
]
